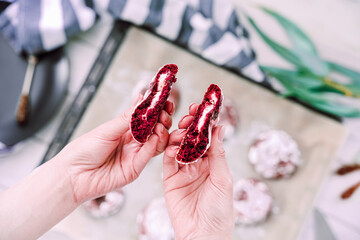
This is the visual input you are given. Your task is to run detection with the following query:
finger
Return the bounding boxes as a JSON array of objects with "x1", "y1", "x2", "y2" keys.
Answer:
[
  {"x1": 178, "y1": 115, "x2": 194, "y2": 129},
  {"x1": 135, "y1": 133, "x2": 159, "y2": 173},
  {"x1": 168, "y1": 129, "x2": 187, "y2": 146},
  {"x1": 90, "y1": 107, "x2": 133, "y2": 142},
  {"x1": 174, "y1": 103, "x2": 198, "y2": 131},
  {"x1": 91, "y1": 93, "x2": 143, "y2": 141},
  {"x1": 159, "y1": 110, "x2": 172, "y2": 130},
  {"x1": 207, "y1": 126, "x2": 233, "y2": 188},
  {"x1": 189, "y1": 103, "x2": 199, "y2": 116},
  {"x1": 164, "y1": 100, "x2": 175, "y2": 116},
  {"x1": 153, "y1": 123, "x2": 169, "y2": 155},
  {"x1": 163, "y1": 145, "x2": 180, "y2": 180}
]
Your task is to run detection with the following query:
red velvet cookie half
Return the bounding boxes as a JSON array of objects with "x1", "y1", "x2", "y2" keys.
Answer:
[
  {"x1": 176, "y1": 84, "x2": 223, "y2": 164},
  {"x1": 131, "y1": 64, "x2": 178, "y2": 143}
]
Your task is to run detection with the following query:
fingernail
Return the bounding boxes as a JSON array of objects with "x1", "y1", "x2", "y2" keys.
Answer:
[
  {"x1": 218, "y1": 125, "x2": 225, "y2": 141},
  {"x1": 168, "y1": 145, "x2": 179, "y2": 156},
  {"x1": 170, "y1": 102, "x2": 175, "y2": 115},
  {"x1": 160, "y1": 124, "x2": 166, "y2": 133},
  {"x1": 181, "y1": 115, "x2": 190, "y2": 122},
  {"x1": 174, "y1": 147, "x2": 180, "y2": 156},
  {"x1": 189, "y1": 102, "x2": 196, "y2": 110},
  {"x1": 178, "y1": 129, "x2": 187, "y2": 135}
]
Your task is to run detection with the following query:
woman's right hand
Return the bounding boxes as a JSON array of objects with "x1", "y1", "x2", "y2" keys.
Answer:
[{"x1": 163, "y1": 103, "x2": 234, "y2": 240}]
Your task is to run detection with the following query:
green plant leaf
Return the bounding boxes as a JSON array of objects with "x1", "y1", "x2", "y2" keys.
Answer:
[
  {"x1": 261, "y1": 7, "x2": 317, "y2": 54},
  {"x1": 247, "y1": 15, "x2": 329, "y2": 76},
  {"x1": 315, "y1": 83, "x2": 360, "y2": 97},
  {"x1": 294, "y1": 49, "x2": 330, "y2": 75},
  {"x1": 246, "y1": 11, "x2": 360, "y2": 118},
  {"x1": 327, "y1": 61, "x2": 360, "y2": 84},
  {"x1": 268, "y1": 71, "x2": 360, "y2": 117},
  {"x1": 261, "y1": 66, "x2": 324, "y2": 89},
  {"x1": 311, "y1": 101, "x2": 360, "y2": 118},
  {"x1": 345, "y1": 85, "x2": 360, "y2": 95},
  {"x1": 273, "y1": 74, "x2": 331, "y2": 103}
]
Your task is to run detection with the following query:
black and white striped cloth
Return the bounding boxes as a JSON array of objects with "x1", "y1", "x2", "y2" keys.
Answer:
[{"x1": 0, "y1": 0, "x2": 265, "y2": 82}]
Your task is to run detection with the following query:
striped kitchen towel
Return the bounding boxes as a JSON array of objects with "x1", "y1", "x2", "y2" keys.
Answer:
[{"x1": 0, "y1": 0, "x2": 265, "y2": 82}]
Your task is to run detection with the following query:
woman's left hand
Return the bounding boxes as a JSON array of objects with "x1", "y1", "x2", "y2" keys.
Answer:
[{"x1": 58, "y1": 95, "x2": 174, "y2": 203}]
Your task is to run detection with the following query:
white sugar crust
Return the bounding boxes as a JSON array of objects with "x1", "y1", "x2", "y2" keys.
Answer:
[
  {"x1": 137, "y1": 198, "x2": 174, "y2": 240},
  {"x1": 82, "y1": 189, "x2": 125, "y2": 218},
  {"x1": 248, "y1": 130, "x2": 301, "y2": 179},
  {"x1": 233, "y1": 178, "x2": 272, "y2": 225}
]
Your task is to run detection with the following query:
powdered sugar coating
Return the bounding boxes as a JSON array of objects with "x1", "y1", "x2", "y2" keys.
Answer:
[
  {"x1": 248, "y1": 130, "x2": 301, "y2": 179},
  {"x1": 233, "y1": 178, "x2": 272, "y2": 225},
  {"x1": 82, "y1": 189, "x2": 125, "y2": 218},
  {"x1": 137, "y1": 198, "x2": 174, "y2": 240}
]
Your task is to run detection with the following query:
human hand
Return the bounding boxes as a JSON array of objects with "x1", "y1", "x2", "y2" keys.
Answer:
[
  {"x1": 163, "y1": 103, "x2": 234, "y2": 240},
  {"x1": 57, "y1": 95, "x2": 174, "y2": 204}
]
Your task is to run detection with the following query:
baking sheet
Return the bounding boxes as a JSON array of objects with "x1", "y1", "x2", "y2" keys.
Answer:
[{"x1": 52, "y1": 27, "x2": 347, "y2": 240}]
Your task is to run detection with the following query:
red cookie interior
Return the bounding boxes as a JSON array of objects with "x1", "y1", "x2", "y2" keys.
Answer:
[
  {"x1": 131, "y1": 64, "x2": 178, "y2": 143},
  {"x1": 176, "y1": 84, "x2": 223, "y2": 164}
]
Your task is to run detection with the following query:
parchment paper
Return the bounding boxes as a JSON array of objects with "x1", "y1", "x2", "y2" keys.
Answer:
[{"x1": 52, "y1": 27, "x2": 347, "y2": 240}]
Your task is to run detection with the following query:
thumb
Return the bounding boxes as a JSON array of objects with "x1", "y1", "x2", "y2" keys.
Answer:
[
  {"x1": 163, "y1": 145, "x2": 180, "y2": 181},
  {"x1": 134, "y1": 133, "x2": 159, "y2": 175},
  {"x1": 90, "y1": 107, "x2": 133, "y2": 142},
  {"x1": 89, "y1": 94, "x2": 143, "y2": 141},
  {"x1": 207, "y1": 126, "x2": 233, "y2": 187}
]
